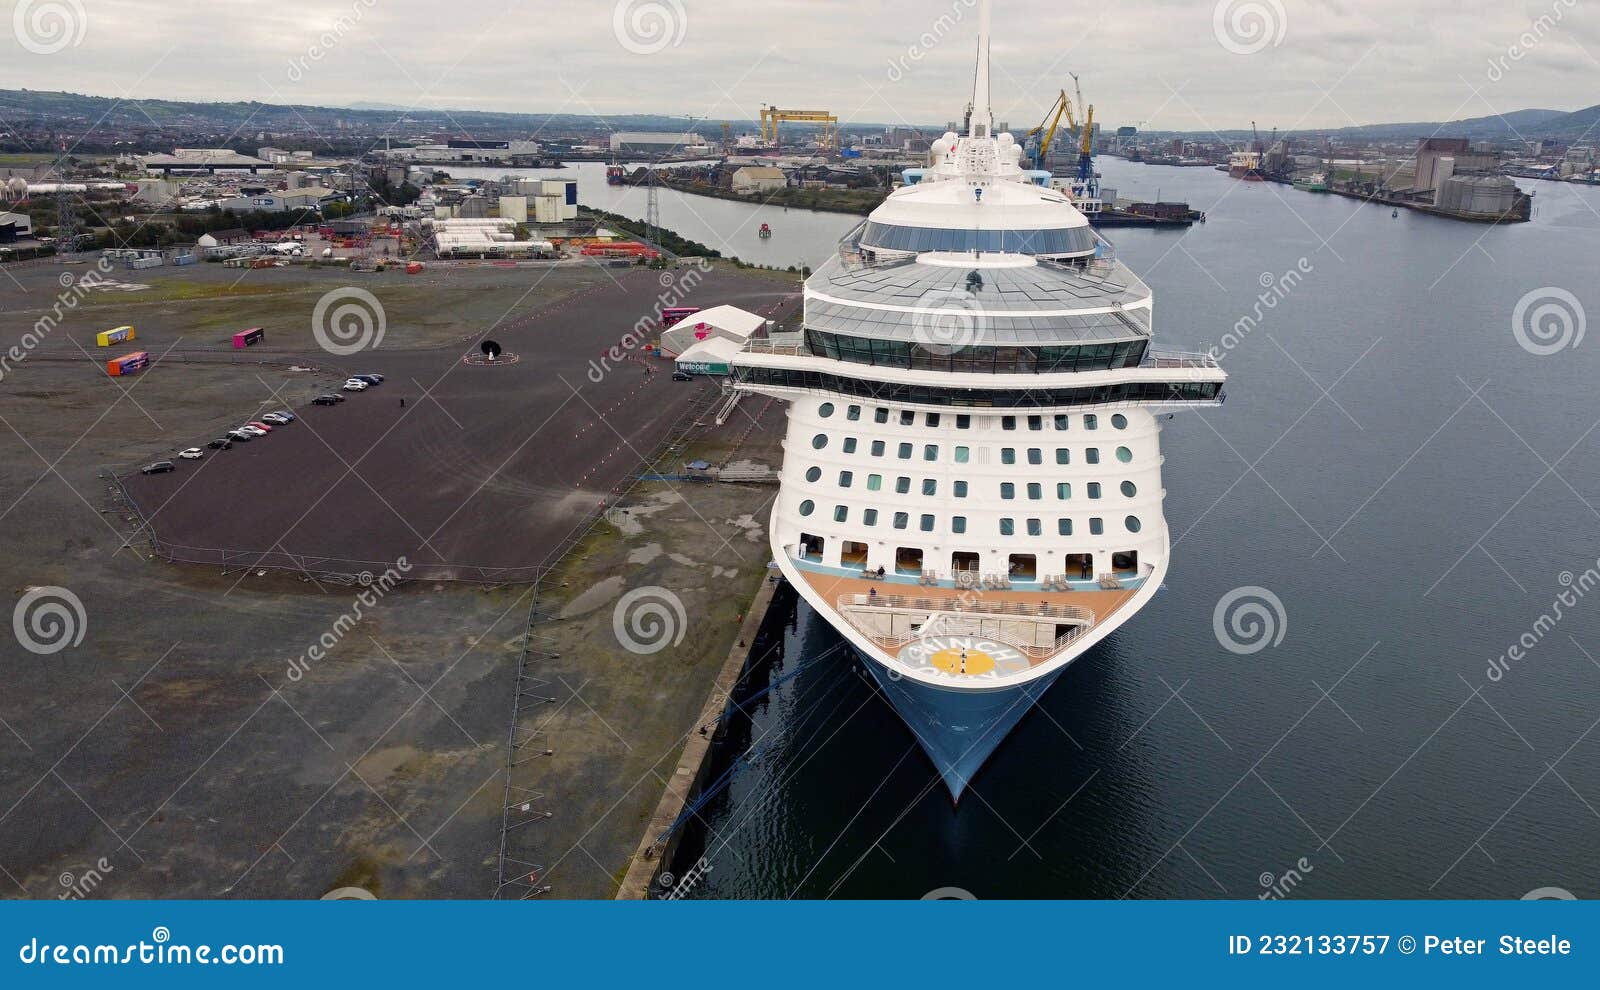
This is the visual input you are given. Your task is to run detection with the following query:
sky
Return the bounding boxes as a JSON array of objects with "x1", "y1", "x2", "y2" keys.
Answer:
[{"x1": 3, "y1": 0, "x2": 1598, "y2": 135}]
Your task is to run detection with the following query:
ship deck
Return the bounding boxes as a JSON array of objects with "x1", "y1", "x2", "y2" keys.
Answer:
[{"x1": 795, "y1": 568, "x2": 1137, "y2": 674}]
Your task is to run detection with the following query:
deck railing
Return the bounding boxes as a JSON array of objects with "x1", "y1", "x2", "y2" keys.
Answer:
[{"x1": 838, "y1": 593, "x2": 1094, "y2": 624}]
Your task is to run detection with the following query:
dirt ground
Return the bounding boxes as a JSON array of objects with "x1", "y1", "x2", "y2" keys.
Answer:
[{"x1": 0, "y1": 255, "x2": 793, "y2": 899}]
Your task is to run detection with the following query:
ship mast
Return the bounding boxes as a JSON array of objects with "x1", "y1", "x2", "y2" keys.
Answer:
[{"x1": 969, "y1": 0, "x2": 993, "y2": 138}]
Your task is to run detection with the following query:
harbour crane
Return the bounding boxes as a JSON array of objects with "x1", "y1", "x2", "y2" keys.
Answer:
[
  {"x1": 1022, "y1": 89, "x2": 1073, "y2": 170},
  {"x1": 1069, "y1": 72, "x2": 1096, "y2": 185}
]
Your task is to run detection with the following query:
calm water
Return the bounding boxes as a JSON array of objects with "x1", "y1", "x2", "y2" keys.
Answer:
[
  {"x1": 438, "y1": 161, "x2": 860, "y2": 270},
  {"x1": 667, "y1": 159, "x2": 1600, "y2": 900}
]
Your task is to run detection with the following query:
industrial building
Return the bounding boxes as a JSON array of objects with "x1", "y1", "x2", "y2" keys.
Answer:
[
  {"x1": 0, "y1": 211, "x2": 33, "y2": 242},
  {"x1": 429, "y1": 218, "x2": 553, "y2": 258},
  {"x1": 1433, "y1": 174, "x2": 1520, "y2": 216},
  {"x1": 731, "y1": 166, "x2": 786, "y2": 195},
  {"x1": 142, "y1": 149, "x2": 273, "y2": 174},
  {"x1": 387, "y1": 139, "x2": 543, "y2": 164},
  {"x1": 608, "y1": 132, "x2": 709, "y2": 155}
]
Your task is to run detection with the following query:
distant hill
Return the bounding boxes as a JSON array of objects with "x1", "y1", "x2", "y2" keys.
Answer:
[{"x1": 1154, "y1": 106, "x2": 1597, "y2": 143}]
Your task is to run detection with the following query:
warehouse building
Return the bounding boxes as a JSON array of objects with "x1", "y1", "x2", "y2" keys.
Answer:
[{"x1": 608, "y1": 131, "x2": 709, "y2": 155}]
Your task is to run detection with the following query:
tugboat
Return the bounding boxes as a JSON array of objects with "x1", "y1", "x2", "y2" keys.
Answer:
[
  {"x1": 758, "y1": 222, "x2": 772, "y2": 239},
  {"x1": 606, "y1": 163, "x2": 625, "y2": 186}
]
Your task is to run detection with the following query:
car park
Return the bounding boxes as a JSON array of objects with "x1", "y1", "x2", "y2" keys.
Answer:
[
  {"x1": 140, "y1": 461, "x2": 176, "y2": 474},
  {"x1": 178, "y1": 448, "x2": 204, "y2": 460},
  {"x1": 207, "y1": 438, "x2": 232, "y2": 450}
]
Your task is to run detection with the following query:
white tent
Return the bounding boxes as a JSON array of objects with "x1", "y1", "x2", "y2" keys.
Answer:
[{"x1": 660, "y1": 304, "x2": 767, "y2": 357}]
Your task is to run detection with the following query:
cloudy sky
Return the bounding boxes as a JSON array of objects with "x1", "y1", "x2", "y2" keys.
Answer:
[{"x1": 4, "y1": 0, "x2": 1597, "y2": 133}]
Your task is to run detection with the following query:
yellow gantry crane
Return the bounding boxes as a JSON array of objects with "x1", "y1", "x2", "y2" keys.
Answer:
[{"x1": 760, "y1": 105, "x2": 839, "y2": 151}]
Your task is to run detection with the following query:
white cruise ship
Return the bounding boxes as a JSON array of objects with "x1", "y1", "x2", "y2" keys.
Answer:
[{"x1": 725, "y1": 2, "x2": 1227, "y2": 800}]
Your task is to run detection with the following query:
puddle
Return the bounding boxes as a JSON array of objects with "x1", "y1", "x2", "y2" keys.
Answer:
[{"x1": 560, "y1": 574, "x2": 626, "y2": 618}]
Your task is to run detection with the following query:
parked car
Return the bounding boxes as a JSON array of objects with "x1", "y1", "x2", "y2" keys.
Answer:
[
  {"x1": 342, "y1": 380, "x2": 368, "y2": 392},
  {"x1": 226, "y1": 429, "x2": 255, "y2": 442},
  {"x1": 351, "y1": 373, "x2": 384, "y2": 385},
  {"x1": 207, "y1": 438, "x2": 232, "y2": 450},
  {"x1": 178, "y1": 447, "x2": 204, "y2": 460},
  {"x1": 312, "y1": 394, "x2": 342, "y2": 406},
  {"x1": 239, "y1": 425, "x2": 267, "y2": 437},
  {"x1": 671, "y1": 371, "x2": 693, "y2": 381},
  {"x1": 272, "y1": 410, "x2": 296, "y2": 421},
  {"x1": 246, "y1": 421, "x2": 274, "y2": 433},
  {"x1": 260, "y1": 413, "x2": 291, "y2": 426},
  {"x1": 140, "y1": 461, "x2": 176, "y2": 474}
]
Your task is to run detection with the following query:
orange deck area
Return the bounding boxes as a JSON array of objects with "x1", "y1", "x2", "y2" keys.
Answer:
[{"x1": 797, "y1": 569, "x2": 1139, "y2": 666}]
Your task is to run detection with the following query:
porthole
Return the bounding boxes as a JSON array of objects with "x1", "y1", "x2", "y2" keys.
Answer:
[
  {"x1": 805, "y1": 466, "x2": 821, "y2": 483},
  {"x1": 1125, "y1": 515, "x2": 1142, "y2": 533},
  {"x1": 799, "y1": 500, "x2": 815, "y2": 516},
  {"x1": 1121, "y1": 481, "x2": 1137, "y2": 498},
  {"x1": 1112, "y1": 413, "x2": 1128, "y2": 430},
  {"x1": 812, "y1": 434, "x2": 828, "y2": 450},
  {"x1": 818, "y1": 402, "x2": 835, "y2": 418},
  {"x1": 1116, "y1": 446, "x2": 1132, "y2": 463}
]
